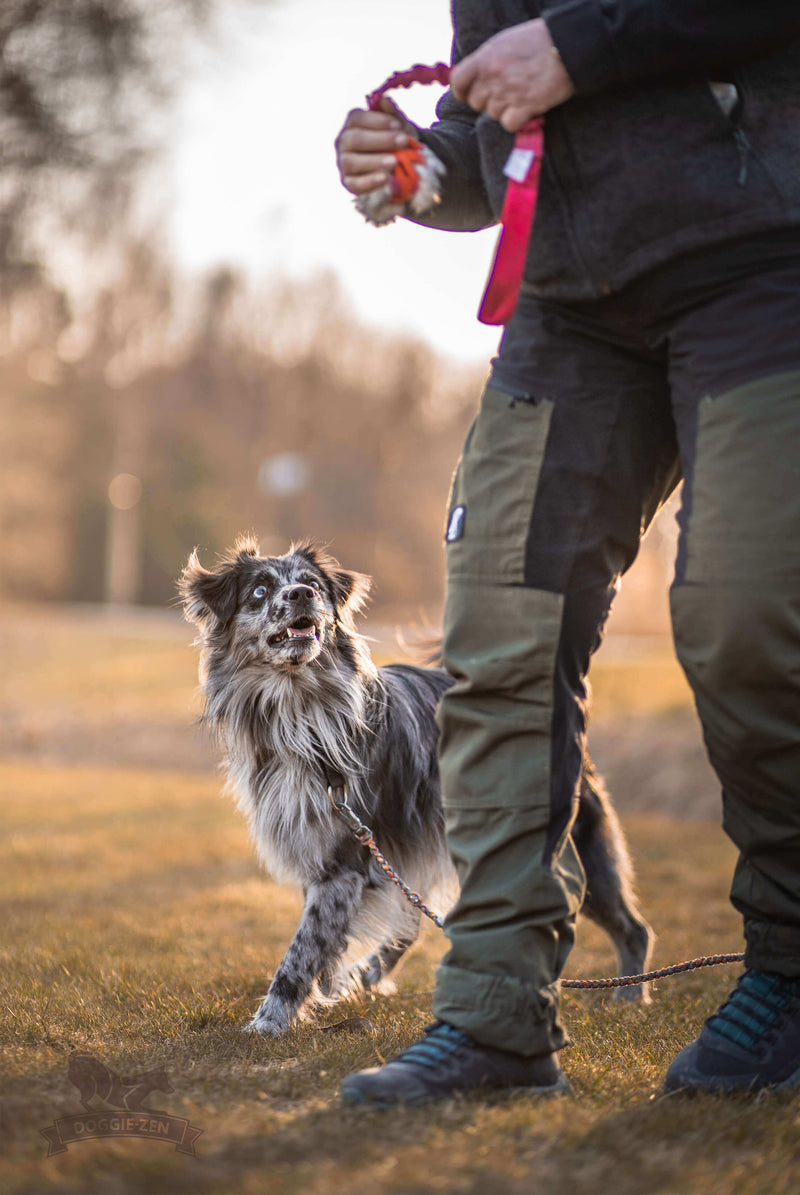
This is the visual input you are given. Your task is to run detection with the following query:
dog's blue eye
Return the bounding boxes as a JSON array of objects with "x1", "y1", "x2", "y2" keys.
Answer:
[{"x1": 253, "y1": 586, "x2": 267, "y2": 599}]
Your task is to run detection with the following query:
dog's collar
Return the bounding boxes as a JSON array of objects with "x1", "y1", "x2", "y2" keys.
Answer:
[{"x1": 322, "y1": 762, "x2": 347, "y2": 793}]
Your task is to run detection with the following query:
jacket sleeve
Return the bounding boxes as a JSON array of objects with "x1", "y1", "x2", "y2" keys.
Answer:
[
  {"x1": 545, "y1": 0, "x2": 800, "y2": 95},
  {"x1": 401, "y1": 28, "x2": 497, "y2": 233},
  {"x1": 409, "y1": 90, "x2": 497, "y2": 232}
]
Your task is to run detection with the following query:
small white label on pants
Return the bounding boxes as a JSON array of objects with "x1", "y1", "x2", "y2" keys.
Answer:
[{"x1": 446, "y1": 506, "x2": 466, "y2": 542}]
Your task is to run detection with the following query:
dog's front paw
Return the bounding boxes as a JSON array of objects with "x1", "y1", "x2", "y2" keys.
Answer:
[{"x1": 246, "y1": 999, "x2": 292, "y2": 1037}]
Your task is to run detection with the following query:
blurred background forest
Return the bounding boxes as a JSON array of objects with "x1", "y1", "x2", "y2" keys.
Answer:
[
  {"x1": 3, "y1": 252, "x2": 481, "y2": 611},
  {"x1": 0, "y1": 0, "x2": 490, "y2": 617},
  {"x1": 0, "y1": 0, "x2": 676, "y2": 627}
]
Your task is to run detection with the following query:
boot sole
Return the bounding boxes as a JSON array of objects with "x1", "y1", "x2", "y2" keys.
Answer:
[
  {"x1": 341, "y1": 1072, "x2": 570, "y2": 1108},
  {"x1": 664, "y1": 1064, "x2": 800, "y2": 1095}
]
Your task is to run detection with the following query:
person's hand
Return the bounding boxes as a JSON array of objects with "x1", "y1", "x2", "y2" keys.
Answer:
[
  {"x1": 335, "y1": 98, "x2": 415, "y2": 198},
  {"x1": 450, "y1": 18, "x2": 574, "y2": 131}
]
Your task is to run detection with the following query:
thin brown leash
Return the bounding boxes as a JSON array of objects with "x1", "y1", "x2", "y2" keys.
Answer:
[
  {"x1": 328, "y1": 783, "x2": 745, "y2": 991},
  {"x1": 560, "y1": 954, "x2": 744, "y2": 990},
  {"x1": 328, "y1": 783, "x2": 446, "y2": 929}
]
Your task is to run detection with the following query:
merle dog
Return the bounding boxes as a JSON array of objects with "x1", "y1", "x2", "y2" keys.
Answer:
[{"x1": 180, "y1": 536, "x2": 653, "y2": 1036}]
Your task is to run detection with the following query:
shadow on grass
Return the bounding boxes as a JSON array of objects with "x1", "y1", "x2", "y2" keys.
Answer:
[
  {"x1": 10, "y1": 1075, "x2": 799, "y2": 1195},
  {"x1": 6, "y1": 1009, "x2": 799, "y2": 1195}
]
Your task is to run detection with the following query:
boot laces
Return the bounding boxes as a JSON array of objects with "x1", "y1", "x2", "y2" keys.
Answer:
[
  {"x1": 391, "y1": 1022, "x2": 474, "y2": 1071},
  {"x1": 707, "y1": 970, "x2": 799, "y2": 1053}
]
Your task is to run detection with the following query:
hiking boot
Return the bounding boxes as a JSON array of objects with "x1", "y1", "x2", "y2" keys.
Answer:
[
  {"x1": 664, "y1": 969, "x2": 800, "y2": 1094},
  {"x1": 340, "y1": 1020, "x2": 569, "y2": 1107}
]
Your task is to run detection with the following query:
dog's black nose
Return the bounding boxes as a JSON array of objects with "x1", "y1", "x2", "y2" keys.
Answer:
[{"x1": 287, "y1": 585, "x2": 316, "y2": 603}]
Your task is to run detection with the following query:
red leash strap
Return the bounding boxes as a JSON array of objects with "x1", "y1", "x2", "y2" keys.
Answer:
[
  {"x1": 367, "y1": 63, "x2": 544, "y2": 326},
  {"x1": 478, "y1": 118, "x2": 544, "y2": 326}
]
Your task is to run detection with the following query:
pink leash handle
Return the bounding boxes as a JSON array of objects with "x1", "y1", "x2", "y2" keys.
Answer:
[
  {"x1": 365, "y1": 63, "x2": 544, "y2": 326},
  {"x1": 367, "y1": 62, "x2": 452, "y2": 110}
]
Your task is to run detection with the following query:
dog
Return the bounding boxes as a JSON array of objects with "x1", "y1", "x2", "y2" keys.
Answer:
[{"x1": 180, "y1": 536, "x2": 654, "y2": 1036}]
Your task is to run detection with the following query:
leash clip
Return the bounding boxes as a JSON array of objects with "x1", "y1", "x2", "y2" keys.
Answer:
[{"x1": 327, "y1": 784, "x2": 372, "y2": 844}]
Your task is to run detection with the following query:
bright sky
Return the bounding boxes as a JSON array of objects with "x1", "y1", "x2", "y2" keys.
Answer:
[{"x1": 168, "y1": 0, "x2": 502, "y2": 364}]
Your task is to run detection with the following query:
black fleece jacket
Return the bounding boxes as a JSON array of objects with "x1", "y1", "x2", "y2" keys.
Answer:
[{"x1": 412, "y1": 1, "x2": 800, "y2": 300}]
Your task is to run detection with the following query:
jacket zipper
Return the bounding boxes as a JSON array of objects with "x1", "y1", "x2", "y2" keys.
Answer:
[{"x1": 733, "y1": 128, "x2": 751, "y2": 186}]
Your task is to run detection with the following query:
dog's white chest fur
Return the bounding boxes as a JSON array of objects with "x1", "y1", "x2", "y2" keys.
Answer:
[
  {"x1": 219, "y1": 662, "x2": 370, "y2": 884},
  {"x1": 227, "y1": 752, "x2": 335, "y2": 882}
]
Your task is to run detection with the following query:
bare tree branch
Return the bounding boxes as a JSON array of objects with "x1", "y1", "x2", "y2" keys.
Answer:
[{"x1": 0, "y1": 0, "x2": 248, "y2": 285}]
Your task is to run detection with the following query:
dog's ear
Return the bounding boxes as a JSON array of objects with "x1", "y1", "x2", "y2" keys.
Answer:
[
  {"x1": 233, "y1": 533, "x2": 260, "y2": 559},
  {"x1": 330, "y1": 568, "x2": 372, "y2": 618},
  {"x1": 179, "y1": 550, "x2": 240, "y2": 627}
]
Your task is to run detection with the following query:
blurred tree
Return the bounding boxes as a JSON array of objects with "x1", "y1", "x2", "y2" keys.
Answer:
[
  {"x1": 0, "y1": 0, "x2": 270, "y2": 606},
  {"x1": 0, "y1": 0, "x2": 237, "y2": 290},
  {"x1": 0, "y1": 255, "x2": 76, "y2": 598}
]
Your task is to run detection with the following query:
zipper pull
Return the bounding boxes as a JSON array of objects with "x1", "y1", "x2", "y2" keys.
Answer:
[{"x1": 733, "y1": 128, "x2": 751, "y2": 186}]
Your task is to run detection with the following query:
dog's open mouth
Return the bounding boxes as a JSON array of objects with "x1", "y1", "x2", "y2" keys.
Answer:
[{"x1": 270, "y1": 618, "x2": 320, "y2": 645}]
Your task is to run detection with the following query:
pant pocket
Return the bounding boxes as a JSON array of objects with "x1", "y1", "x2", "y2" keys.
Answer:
[
  {"x1": 439, "y1": 582, "x2": 564, "y2": 810},
  {"x1": 446, "y1": 386, "x2": 553, "y2": 584}
]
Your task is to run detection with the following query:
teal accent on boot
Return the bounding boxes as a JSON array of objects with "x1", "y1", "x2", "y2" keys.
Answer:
[
  {"x1": 664, "y1": 970, "x2": 800, "y2": 1093},
  {"x1": 341, "y1": 1021, "x2": 569, "y2": 1107}
]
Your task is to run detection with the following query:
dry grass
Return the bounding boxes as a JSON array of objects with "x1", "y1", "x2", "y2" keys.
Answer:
[
  {"x1": 2, "y1": 759, "x2": 798, "y2": 1195},
  {"x1": 1, "y1": 603, "x2": 798, "y2": 1194}
]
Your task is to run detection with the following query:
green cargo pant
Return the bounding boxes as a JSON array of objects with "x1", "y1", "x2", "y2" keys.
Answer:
[{"x1": 432, "y1": 269, "x2": 800, "y2": 1057}]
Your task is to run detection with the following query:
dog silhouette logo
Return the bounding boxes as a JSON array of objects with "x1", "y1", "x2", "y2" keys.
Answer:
[
  {"x1": 67, "y1": 1053, "x2": 175, "y2": 1114},
  {"x1": 41, "y1": 1053, "x2": 202, "y2": 1157}
]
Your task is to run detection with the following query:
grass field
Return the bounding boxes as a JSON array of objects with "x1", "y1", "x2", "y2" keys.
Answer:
[{"x1": 1, "y1": 604, "x2": 798, "y2": 1194}]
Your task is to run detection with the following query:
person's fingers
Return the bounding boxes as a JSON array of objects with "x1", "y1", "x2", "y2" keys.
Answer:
[
  {"x1": 496, "y1": 105, "x2": 532, "y2": 133},
  {"x1": 338, "y1": 127, "x2": 409, "y2": 155},
  {"x1": 337, "y1": 142, "x2": 404, "y2": 194},
  {"x1": 341, "y1": 169, "x2": 392, "y2": 195},
  {"x1": 339, "y1": 150, "x2": 398, "y2": 174},
  {"x1": 336, "y1": 107, "x2": 405, "y2": 143},
  {"x1": 374, "y1": 95, "x2": 418, "y2": 134},
  {"x1": 336, "y1": 106, "x2": 410, "y2": 168},
  {"x1": 447, "y1": 20, "x2": 574, "y2": 123},
  {"x1": 335, "y1": 100, "x2": 417, "y2": 197},
  {"x1": 449, "y1": 57, "x2": 478, "y2": 102},
  {"x1": 464, "y1": 82, "x2": 491, "y2": 114},
  {"x1": 342, "y1": 105, "x2": 403, "y2": 128},
  {"x1": 340, "y1": 155, "x2": 397, "y2": 193},
  {"x1": 336, "y1": 112, "x2": 409, "y2": 193},
  {"x1": 485, "y1": 96, "x2": 507, "y2": 124}
]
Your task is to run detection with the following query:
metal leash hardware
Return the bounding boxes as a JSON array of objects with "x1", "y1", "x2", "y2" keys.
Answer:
[
  {"x1": 327, "y1": 782, "x2": 445, "y2": 929},
  {"x1": 328, "y1": 783, "x2": 747, "y2": 988}
]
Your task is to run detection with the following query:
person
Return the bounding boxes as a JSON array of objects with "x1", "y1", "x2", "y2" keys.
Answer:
[{"x1": 334, "y1": 1, "x2": 800, "y2": 1104}]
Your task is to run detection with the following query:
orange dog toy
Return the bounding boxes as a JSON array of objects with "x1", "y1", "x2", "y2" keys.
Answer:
[{"x1": 354, "y1": 64, "x2": 449, "y2": 227}]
